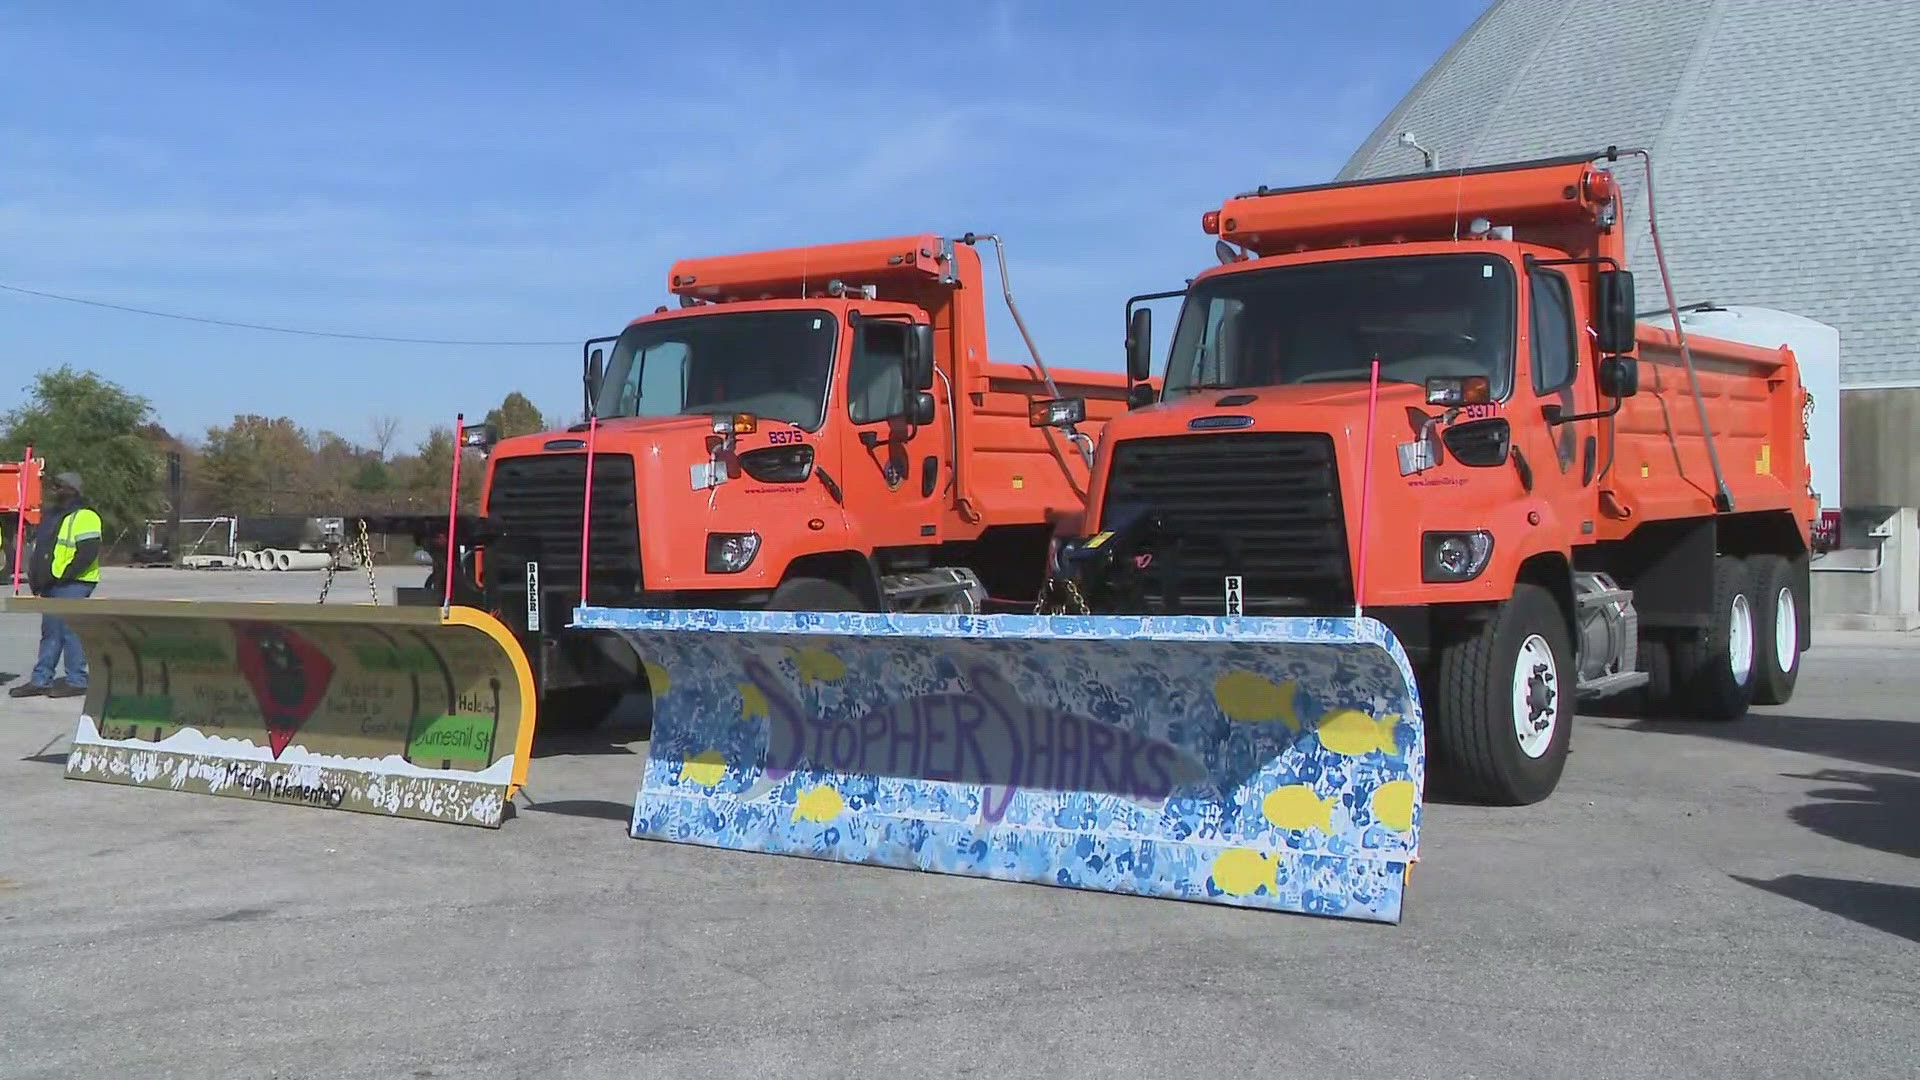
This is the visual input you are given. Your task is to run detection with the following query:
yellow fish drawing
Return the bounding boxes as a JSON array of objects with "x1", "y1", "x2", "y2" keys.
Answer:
[
  {"x1": 792, "y1": 784, "x2": 845, "y2": 823},
  {"x1": 739, "y1": 682, "x2": 769, "y2": 720},
  {"x1": 1315, "y1": 709, "x2": 1401, "y2": 757},
  {"x1": 679, "y1": 749, "x2": 727, "y2": 787},
  {"x1": 1210, "y1": 848, "x2": 1278, "y2": 897},
  {"x1": 787, "y1": 647, "x2": 847, "y2": 684},
  {"x1": 641, "y1": 660, "x2": 672, "y2": 697},
  {"x1": 1212, "y1": 671, "x2": 1300, "y2": 730},
  {"x1": 1371, "y1": 780, "x2": 1416, "y2": 833},
  {"x1": 1262, "y1": 784, "x2": 1335, "y2": 832}
]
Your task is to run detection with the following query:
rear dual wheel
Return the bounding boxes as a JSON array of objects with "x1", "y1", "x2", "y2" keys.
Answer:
[
  {"x1": 1749, "y1": 554, "x2": 1804, "y2": 707},
  {"x1": 1621, "y1": 552, "x2": 1803, "y2": 719},
  {"x1": 1674, "y1": 549, "x2": 1758, "y2": 718}
]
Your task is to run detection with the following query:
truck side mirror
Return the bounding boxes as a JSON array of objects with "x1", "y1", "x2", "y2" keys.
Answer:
[
  {"x1": 1597, "y1": 354, "x2": 1639, "y2": 398},
  {"x1": 1126, "y1": 308, "x2": 1153, "y2": 383},
  {"x1": 910, "y1": 391, "x2": 936, "y2": 426},
  {"x1": 1595, "y1": 269, "x2": 1636, "y2": 355},
  {"x1": 1128, "y1": 383, "x2": 1157, "y2": 410},
  {"x1": 905, "y1": 324, "x2": 936, "y2": 391},
  {"x1": 585, "y1": 347, "x2": 605, "y2": 410}
]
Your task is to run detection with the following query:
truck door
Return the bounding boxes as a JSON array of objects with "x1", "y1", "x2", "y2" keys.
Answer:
[
  {"x1": 839, "y1": 317, "x2": 948, "y2": 548},
  {"x1": 1521, "y1": 265, "x2": 1601, "y2": 512}
]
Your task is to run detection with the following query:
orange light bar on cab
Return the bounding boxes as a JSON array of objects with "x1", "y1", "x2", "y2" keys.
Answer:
[
  {"x1": 667, "y1": 235, "x2": 947, "y2": 298},
  {"x1": 1210, "y1": 159, "x2": 1611, "y2": 255}
]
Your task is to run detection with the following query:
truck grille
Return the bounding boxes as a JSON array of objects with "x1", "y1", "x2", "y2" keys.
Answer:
[
  {"x1": 1100, "y1": 432, "x2": 1352, "y2": 613},
  {"x1": 485, "y1": 453, "x2": 642, "y2": 602}
]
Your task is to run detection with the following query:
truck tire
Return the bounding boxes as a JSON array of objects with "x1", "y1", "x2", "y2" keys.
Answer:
[
  {"x1": 1634, "y1": 636, "x2": 1676, "y2": 717},
  {"x1": 1750, "y1": 553, "x2": 1804, "y2": 707},
  {"x1": 1669, "y1": 554, "x2": 1757, "y2": 721},
  {"x1": 768, "y1": 576, "x2": 868, "y2": 612},
  {"x1": 1431, "y1": 583, "x2": 1573, "y2": 805},
  {"x1": 537, "y1": 684, "x2": 626, "y2": 737}
]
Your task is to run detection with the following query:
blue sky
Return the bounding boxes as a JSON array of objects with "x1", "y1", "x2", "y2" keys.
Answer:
[{"x1": 0, "y1": 0, "x2": 1488, "y2": 453}]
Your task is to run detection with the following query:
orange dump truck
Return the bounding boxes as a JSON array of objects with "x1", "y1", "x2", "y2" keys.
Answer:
[
  {"x1": 1050, "y1": 149, "x2": 1821, "y2": 804},
  {"x1": 2, "y1": 456, "x2": 43, "y2": 585},
  {"x1": 405, "y1": 233, "x2": 1132, "y2": 729}
]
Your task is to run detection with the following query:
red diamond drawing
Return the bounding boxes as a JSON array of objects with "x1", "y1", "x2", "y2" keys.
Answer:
[{"x1": 230, "y1": 622, "x2": 336, "y2": 758}]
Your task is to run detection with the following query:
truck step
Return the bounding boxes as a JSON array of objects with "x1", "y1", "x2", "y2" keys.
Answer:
[
  {"x1": 1576, "y1": 670, "x2": 1650, "y2": 701},
  {"x1": 881, "y1": 567, "x2": 989, "y2": 614}
]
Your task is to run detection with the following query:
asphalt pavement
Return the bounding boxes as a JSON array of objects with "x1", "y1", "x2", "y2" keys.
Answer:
[{"x1": 1, "y1": 568, "x2": 1916, "y2": 1079}]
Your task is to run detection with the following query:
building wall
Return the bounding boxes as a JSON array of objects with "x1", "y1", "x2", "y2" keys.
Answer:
[{"x1": 1842, "y1": 388, "x2": 1920, "y2": 508}]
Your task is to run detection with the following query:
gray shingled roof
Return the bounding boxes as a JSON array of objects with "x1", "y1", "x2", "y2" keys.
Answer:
[{"x1": 1341, "y1": 0, "x2": 1920, "y2": 388}]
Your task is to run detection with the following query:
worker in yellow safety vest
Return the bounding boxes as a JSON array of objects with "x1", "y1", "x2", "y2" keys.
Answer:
[{"x1": 11, "y1": 471, "x2": 101, "y2": 700}]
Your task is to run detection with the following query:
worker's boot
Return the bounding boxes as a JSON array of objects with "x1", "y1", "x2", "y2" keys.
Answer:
[
  {"x1": 8, "y1": 682, "x2": 49, "y2": 698},
  {"x1": 46, "y1": 680, "x2": 85, "y2": 699}
]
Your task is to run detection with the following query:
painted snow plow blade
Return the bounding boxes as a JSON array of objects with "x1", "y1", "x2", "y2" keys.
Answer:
[
  {"x1": 577, "y1": 607, "x2": 1425, "y2": 923},
  {"x1": 5, "y1": 598, "x2": 536, "y2": 828}
]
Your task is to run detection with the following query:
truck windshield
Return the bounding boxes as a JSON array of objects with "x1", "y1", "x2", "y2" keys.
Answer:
[
  {"x1": 1162, "y1": 253, "x2": 1516, "y2": 399},
  {"x1": 595, "y1": 309, "x2": 837, "y2": 430}
]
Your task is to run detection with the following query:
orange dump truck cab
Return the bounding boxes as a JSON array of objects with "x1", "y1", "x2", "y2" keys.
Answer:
[
  {"x1": 434, "y1": 234, "x2": 1132, "y2": 729},
  {"x1": 1054, "y1": 150, "x2": 1821, "y2": 805}
]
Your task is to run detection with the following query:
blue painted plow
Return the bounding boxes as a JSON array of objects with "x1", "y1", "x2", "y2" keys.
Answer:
[{"x1": 572, "y1": 607, "x2": 1425, "y2": 924}]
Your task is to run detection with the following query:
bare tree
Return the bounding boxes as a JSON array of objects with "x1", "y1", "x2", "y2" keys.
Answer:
[{"x1": 368, "y1": 414, "x2": 400, "y2": 459}]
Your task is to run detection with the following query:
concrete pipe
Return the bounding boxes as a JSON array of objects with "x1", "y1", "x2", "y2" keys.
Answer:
[
  {"x1": 238, "y1": 550, "x2": 259, "y2": 570},
  {"x1": 278, "y1": 550, "x2": 333, "y2": 571}
]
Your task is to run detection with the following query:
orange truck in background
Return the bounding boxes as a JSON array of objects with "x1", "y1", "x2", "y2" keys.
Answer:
[
  {"x1": 2, "y1": 456, "x2": 43, "y2": 587},
  {"x1": 399, "y1": 233, "x2": 1134, "y2": 731},
  {"x1": 1048, "y1": 149, "x2": 1821, "y2": 805}
]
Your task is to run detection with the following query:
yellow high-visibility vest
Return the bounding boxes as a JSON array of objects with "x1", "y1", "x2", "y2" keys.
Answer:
[{"x1": 50, "y1": 507, "x2": 102, "y2": 584}]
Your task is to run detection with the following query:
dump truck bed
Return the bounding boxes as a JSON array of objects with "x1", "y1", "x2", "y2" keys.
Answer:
[
  {"x1": 955, "y1": 359, "x2": 1132, "y2": 521},
  {"x1": 1604, "y1": 321, "x2": 1814, "y2": 541}
]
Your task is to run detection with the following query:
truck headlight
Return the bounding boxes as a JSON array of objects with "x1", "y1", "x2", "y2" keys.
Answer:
[
  {"x1": 705, "y1": 532, "x2": 761, "y2": 574},
  {"x1": 1422, "y1": 530, "x2": 1494, "y2": 582}
]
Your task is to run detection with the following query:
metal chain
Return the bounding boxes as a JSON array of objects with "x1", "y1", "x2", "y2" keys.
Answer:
[
  {"x1": 358, "y1": 518, "x2": 379, "y2": 606},
  {"x1": 316, "y1": 549, "x2": 338, "y2": 605},
  {"x1": 1033, "y1": 574, "x2": 1090, "y2": 615},
  {"x1": 1802, "y1": 390, "x2": 1815, "y2": 440},
  {"x1": 315, "y1": 518, "x2": 380, "y2": 606}
]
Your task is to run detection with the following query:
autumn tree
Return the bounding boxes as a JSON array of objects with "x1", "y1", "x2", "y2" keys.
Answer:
[
  {"x1": 198, "y1": 415, "x2": 315, "y2": 515},
  {"x1": 405, "y1": 427, "x2": 481, "y2": 512},
  {"x1": 0, "y1": 365, "x2": 163, "y2": 534},
  {"x1": 484, "y1": 391, "x2": 547, "y2": 440},
  {"x1": 367, "y1": 414, "x2": 400, "y2": 459}
]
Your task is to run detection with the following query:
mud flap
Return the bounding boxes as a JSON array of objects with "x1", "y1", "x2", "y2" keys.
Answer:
[
  {"x1": 5, "y1": 598, "x2": 536, "y2": 827},
  {"x1": 576, "y1": 607, "x2": 1425, "y2": 923}
]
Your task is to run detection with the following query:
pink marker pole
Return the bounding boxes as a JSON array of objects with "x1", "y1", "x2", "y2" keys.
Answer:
[
  {"x1": 443, "y1": 415, "x2": 464, "y2": 616},
  {"x1": 1353, "y1": 359, "x2": 1382, "y2": 621},
  {"x1": 579, "y1": 415, "x2": 598, "y2": 607},
  {"x1": 11, "y1": 445, "x2": 31, "y2": 596}
]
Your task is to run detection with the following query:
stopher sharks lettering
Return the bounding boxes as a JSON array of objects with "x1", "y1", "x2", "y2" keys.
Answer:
[{"x1": 737, "y1": 656, "x2": 1211, "y2": 822}]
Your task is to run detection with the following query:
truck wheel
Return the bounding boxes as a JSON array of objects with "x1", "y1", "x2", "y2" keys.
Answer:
[
  {"x1": 537, "y1": 685, "x2": 626, "y2": 737},
  {"x1": 1750, "y1": 554, "x2": 1804, "y2": 706},
  {"x1": 1432, "y1": 583, "x2": 1573, "y2": 805},
  {"x1": 1669, "y1": 554, "x2": 1757, "y2": 721},
  {"x1": 1633, "y1": 636, "x2": 1676, "y2": 717},
  {"x1": 768, "y1": 576, "x2": 867, "y2": 612}
]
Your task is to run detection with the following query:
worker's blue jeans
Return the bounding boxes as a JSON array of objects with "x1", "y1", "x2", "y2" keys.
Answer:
[{"x1": 32, "y1": 580, "x2": 96, "y2": 688}]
